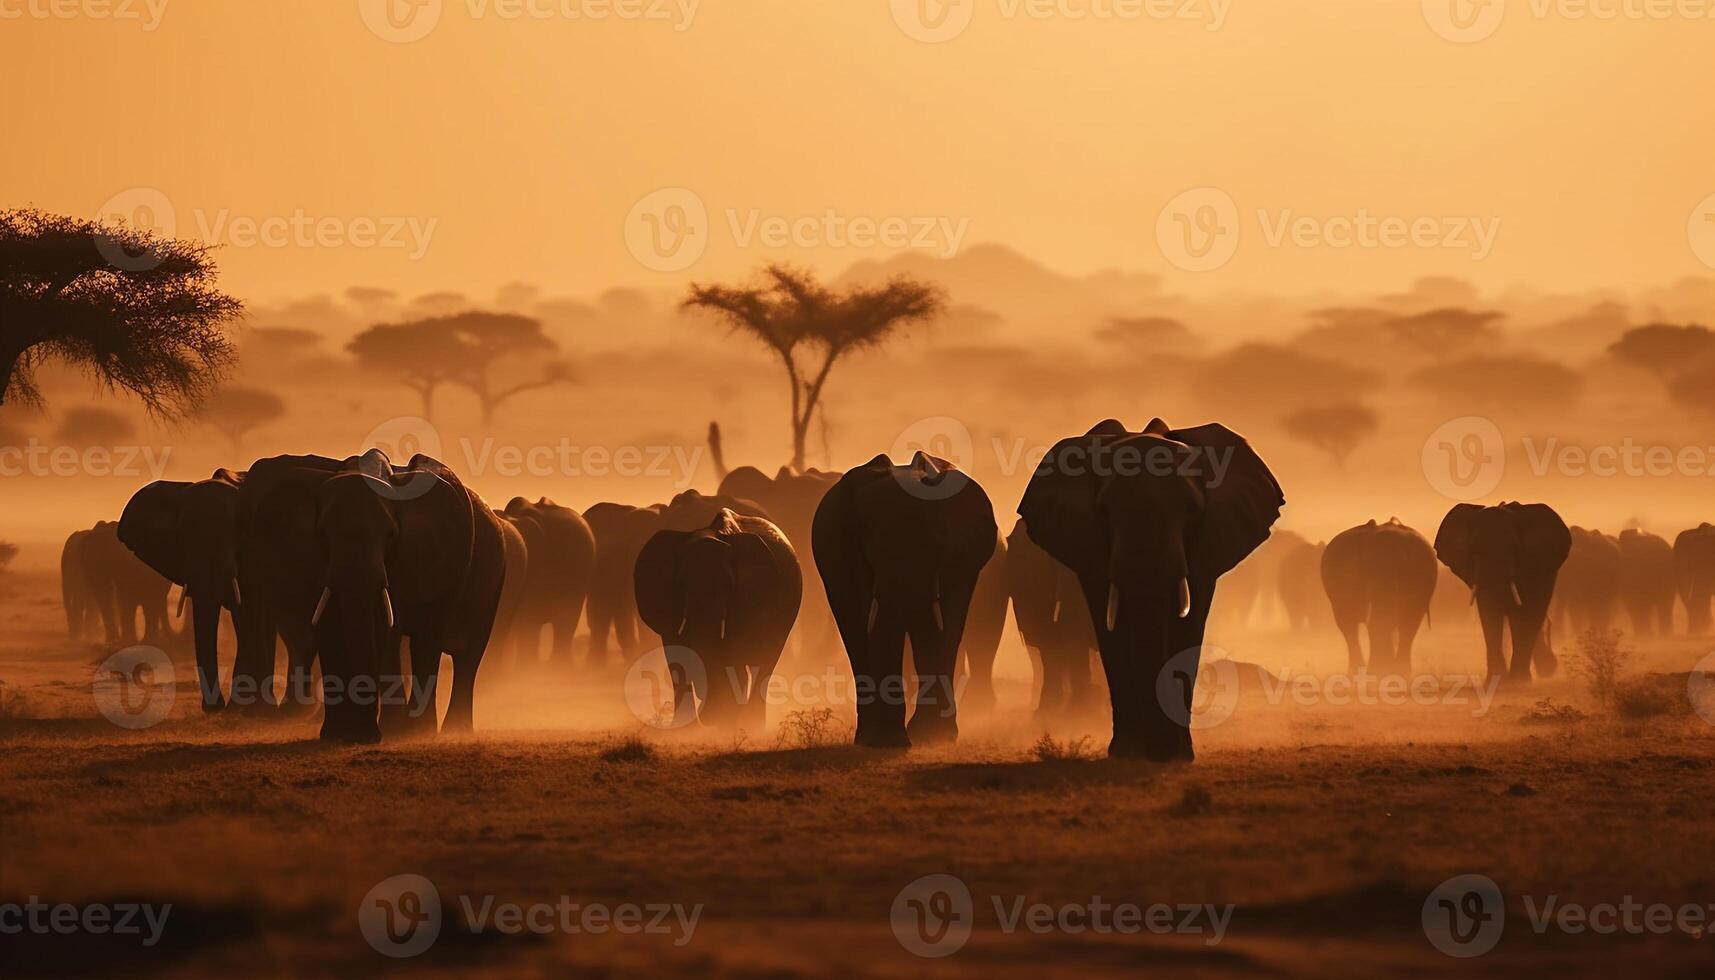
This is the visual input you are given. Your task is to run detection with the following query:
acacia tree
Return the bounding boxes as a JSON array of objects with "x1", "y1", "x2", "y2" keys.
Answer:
[
  {"x1": 684, "y1": 265, "x2": 943, "y2": 470},
  {"x1": 0, "y1": 209, "x2": 239, "y2": 414},
  {"x1": 199, "y1": 385, "x2": 286, "y2": 450},
  {"x1": 347, "y1": 312, "x2": 570, "y2": 421},
  {"x1": 1282, "y1": 402, "x2": 1379, "y2": 465}
]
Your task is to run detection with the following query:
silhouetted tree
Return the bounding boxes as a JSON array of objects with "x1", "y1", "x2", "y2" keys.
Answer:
[
  {"x1": 0, "y1": 541, "x2": 17, "y2": 573},
  {"x1": 199, "y1": 385, "x2": 286, "y2": 450},
  {"x1": 54, "y1": 406, "x2": 135, "y2": 447},
  {"x1": 347, "y1": 312, "x2": 570, "y2": 421},
  {"x1": 1283, "y1": 402, "x2": 1378, "y2": 465},
  {"x1": 1409, "y1": 354, "x2": 1581, "y2": 411},
  {"x1": 684, "y1": 265, "x2": 943, "y2": 470},
  {"x1": 0, "y1": 208, "x2": 239, "y2": 414},
  {"x1": 1608, "y1": 323, "x2": 1715, "y2": 378}
]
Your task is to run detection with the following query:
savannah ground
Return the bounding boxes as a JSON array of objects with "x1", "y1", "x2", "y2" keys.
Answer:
[{"x1": 4, "y1": 561, "x2": 1715, "y2": 978}]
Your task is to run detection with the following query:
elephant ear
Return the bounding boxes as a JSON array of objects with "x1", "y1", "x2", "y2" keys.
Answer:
[
  {"x1": 1016, "y1": 420, "x2": 1130, "y2": 578},
  {"x1": 118, "y1": 481, "x2": 191, "y2": 584},
  {"x1": 1169, "y1": 423, "x2": 1285, "y2": 581},
  {"x1": 1433, "y1": 503, "x2": 1484, "y2": 587},
  {"x1": 1513, "y1": 503, "x2": 1572, "y2": 572},
  {"x1": 634, "y1": 529, "x2": 695, "y2": 637}
]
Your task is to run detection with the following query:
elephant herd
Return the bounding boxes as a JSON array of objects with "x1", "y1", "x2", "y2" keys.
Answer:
[{"x1": 57, "y1": 417, "x2": 1712, "y2": 760}]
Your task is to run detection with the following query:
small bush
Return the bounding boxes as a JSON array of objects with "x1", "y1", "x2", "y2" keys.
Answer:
[
  {"x1": 1570, "y1": 629, "x2": 1631, "y2": 708},
  {"x1": 1613, "y1": 676, "x2": 1687, "y2": 720},
  {"x1": 1522, "y1": 698, "x2": 1585, "y2": 724},
  {"x1": 1170, "y1": 784, "x2": 1214, "y2": 817},
  {"x1": 599, "y1": 737, "x2": 657, "y2": 765},
  {"x1": 1030, "y1": 733, "x2": 1098, "y2": 762},
  {"x1": 772, "y1": 708, "x2": 845, "y2": 750}
]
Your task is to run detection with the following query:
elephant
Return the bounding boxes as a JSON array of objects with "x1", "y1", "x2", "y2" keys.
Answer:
[
  {"x1": 1018, "y1": 419, "x2": 1283, "y2": 761},
  {"x1": 812, "y1": 452, "x2": 998, "y2": 747},
  {"x1": 1213, "y1": 528, "x2": 1307, "y2": 630},
  {"x1": 1276, "y1": 540, "x2": 1327, "y2": 632},
  {"x1": 633, "y1": 508, "x2": 802, "y2": 731},
  {"x1": 583, "y1": 502, "x2": 665, "y2": 667},
  {"x1": 1320, "y1": 519, "x2": 1438, "y2": 674},
  {"x1": 308, "y1": 451, "x2": 507, "y2": 743},
  {"x1": 1617, "y1": 528, "x2": 1675, "y2": 636},
  {"x1": 1005, "y1": 519, "x2": 1099, "y2": 721},
  {"x1": 1430, "y1": 561, "x2": 1475, "y2": 630},
  {"x1": 956, "y1": 531, "x2": 1010, "y2": 715},
  {"x1": 69, "y1": 521, "x2": 175, "y2": 651},
  {"x1": 1435, "y1": 502, "x2": 1571, "y2": 682},
  {"x1": 1553, "y1": 527, "x2": 1622, "y2": 636},
  {"x1": 491, "y1": 516, "x2": 529, "y2": 667},
  {"x1": 499, "y1": 497, "x2": 596, "y2": 665},
  {"x1": 1673, "y1": 523, "x2": 1715, "y2": 634},
  {"x1": 60, "y1": 529, "x2": 102, "y2": 641},
  {"x1": 714, "y1": 460, "x2": 841, "y2": 666}
]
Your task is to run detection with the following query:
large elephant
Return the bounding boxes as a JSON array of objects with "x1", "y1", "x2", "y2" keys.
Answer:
[
  {"x1": 812, "y1": 452, "x2": 998, "y2": 747},
  {"x1": 634, "y1": 508, "x2": 802, "y2": 731},
  {"x1": 583, "y1": 502, "x2": 665, "y2": 667},
  {"x1": 60, "y1": 529, "x2": 102, "y2": 641},
  {"x1": 309, "y1": 452, "x2": 506, "y2": 743},
  {"x1": 71, "y1": 521, "x2": 175, "y2": 651},
  {"x1": 1276, "y1": 539, "x2": 1327, "y2": 632},
  {"x1": 956, "y1": 532, "x2": 1010, "y2": 714},
  {"x1": 490, "y1": 516, "x2": 529, "y2": 668},
  {"x1": 1005, "y1": 519, "x2": 1099, "y2": 721},
  {"x1": 499, "y1": 497, "x2": 596, "y2": 664},
  {"x1": 1435, "y1": 502, "x2": 1571, "y2": 682},
  {"x1": 1617, "y1": 528, "x2": 1675, "y2": 636},
  {"x1": 715, "y1": 461, "x2": 841, "y2": 665},
  {"x1": 1673, "y1": 523, "x2": 1715, "y2": 634},
  {"x1": 1553, "y1": 527, "x2": 1622, "y2": 635},
  {"x1": 1018, "y1": 419, "x2": 1283, "y2": 761},
  {"x1": 1320, "y1": 519, "x2": 1437, "y2": 674}
]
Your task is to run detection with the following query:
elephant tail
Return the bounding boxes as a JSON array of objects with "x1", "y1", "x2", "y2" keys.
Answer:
[{"x1": 708, "y1": 422, "x2": 729, "y2": 481}]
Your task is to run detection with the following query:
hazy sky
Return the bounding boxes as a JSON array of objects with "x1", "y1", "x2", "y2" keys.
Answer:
[{"x1": 7, "y1": 0, "x2": 1715, "y2": 302}]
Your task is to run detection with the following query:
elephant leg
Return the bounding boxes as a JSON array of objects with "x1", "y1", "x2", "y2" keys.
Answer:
[
  {"x1": 230, "y1": 605, "x2": 277, "y2": 711},
  {"x1": 376, "y1": 633, "x2": 426, "y2": 737},
  {"x1": 698, "y1": 655, "x2": 745, "y2": 731},
  {"x1": 444, "y1": 649, "x2": 480, "y2": 734},
  {"x1": 1394, "y1": 612, "x2": 1424, "y2": 675},
  {"x1": 905, "y1": 604, "x2": 963, "y2": 746},
  {"x1": 278, "y1": 618, "x2": 319, "y2": 714},
  {"x1": 1476, "y1": 599, "x2": 1507, "y2": 681},
  {"x1": 189, "y1": 595, "x2": 226, "y2": 712},
  {"x1": 1336, "y1": 616, "x2": 1365, "y2": 675},
  {"x1": 1069, "y1": 648, "x2": 1100, "y2": 714},
  {"x1": 1508, "y1": 604, "x2": 1549, "y2": 683},
  {"x1": 586, "y1": 595, "x2": 613, "y2": 666},
  {"x1": 1033, "y1": 645, "x2": 1061, "y2": 721},
  {"x1": 858, "y1": 615, "x2": 910, "y2": 748}
]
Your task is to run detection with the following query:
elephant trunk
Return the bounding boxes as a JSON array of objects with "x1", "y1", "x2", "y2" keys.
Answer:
[{"x1": 191, "y1": 593, "x2": 225, "y2": 712}]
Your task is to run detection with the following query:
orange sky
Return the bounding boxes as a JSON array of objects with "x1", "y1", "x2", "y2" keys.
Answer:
[{"x1": 6, "y1": 0, "x2": 1715, "y2": 302}]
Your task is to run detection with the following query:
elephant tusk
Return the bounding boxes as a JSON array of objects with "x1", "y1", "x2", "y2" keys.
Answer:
[
  {"x1": 1052, "y1": 599, "x2": 1062, "y2": 623},
  {"x1": 932, "y1": 600, "x2": 944, "y2": 632},
  {"x1": 1177, "y1": 578, "x2": 1192, "y2": 620},
  {"x1": 1510, "y1": 583, "x2": 1523, "y2": 607},
  {"x1": 1106, "y1": 584, "x2": 1120, "y2": 632},
  {"x1": 867, "y1": 598, "x2": 879, "y2": 632},
  {"x1": 719, "y1": 617, "x2": 727, "y2": 641},
  {"x1": 311, "y1": 587, "x2": 332, "y2": 626},
  {"x1": 676, "y1": 616, "x2": 687, "y2": 636},
  {"x1": 177, "y1": 589, "x2": 189, "y2": 618},
  {"x1": 230, "y1": 577, "x2": 242, "y2": 607},
  {"x1": 381, "y1": 587, "x2": 395, "y2": 630},
  {"x1": 1469, "y1": 585, "x2": 1479, "y2": 607}
]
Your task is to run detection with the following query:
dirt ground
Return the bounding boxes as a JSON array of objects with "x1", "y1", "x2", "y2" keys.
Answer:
[{"x1": 4, "y1": 564, "x2": 1715, "y2": 978}]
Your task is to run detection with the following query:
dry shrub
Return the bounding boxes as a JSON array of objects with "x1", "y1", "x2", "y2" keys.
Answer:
[
  {"x1": 1522, "y1": 698, "x2": 1585, "y2": 724},
  {"x1": 1571, "y1": 629, "x2": 1631, "y2": 708},
  {"x1": 599, "y1": 736, "x2": 658, "y2": 765},
  {"x1": 772, "y1": 708, "x2": 845, "y2": 750},
  {"x1": 1029, "y1": 733, "x2": 1098, "y2": 762},
  {"x1": 1613, "y1": 675, "x2": 1690, "y2": 720}
]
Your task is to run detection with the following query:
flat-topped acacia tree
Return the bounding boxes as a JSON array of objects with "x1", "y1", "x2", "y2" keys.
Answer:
[
  {"x1": 0, "y1": 209, "x2": 240, "y2": 415},
  {"x1": 684, "y1": 264, "x2": 943, "y2": 471}
]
